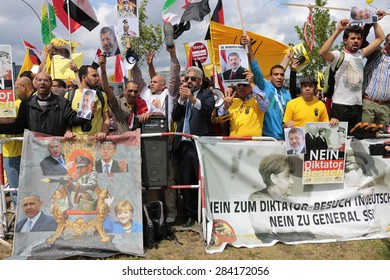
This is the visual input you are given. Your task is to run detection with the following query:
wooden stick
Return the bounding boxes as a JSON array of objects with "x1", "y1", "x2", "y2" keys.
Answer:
[
  {"x1": 236, "y1": 0, "x2": 248, "y2": 53},
  {"x1": 281, "y1": 3, "x2": 390, "y2": 15}
]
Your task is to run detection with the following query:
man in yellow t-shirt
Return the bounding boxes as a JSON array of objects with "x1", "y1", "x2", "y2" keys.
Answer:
[
  {"x1": 218, "y1": 70, "x2": 269, "y2": 137},
  {"x1": 283, "y1": 76, "x2": 338, "y2": 128},
  {"x1": 65, "y1": 65, "x2": 110, "y2": 140}
]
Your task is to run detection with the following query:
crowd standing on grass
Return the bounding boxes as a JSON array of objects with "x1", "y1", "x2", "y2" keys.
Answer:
[{"x1": 1, "y1": 9, "x2": 389, "y2": 228}]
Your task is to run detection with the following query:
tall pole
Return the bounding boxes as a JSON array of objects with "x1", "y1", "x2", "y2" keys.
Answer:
[{"x1": 21, "y1": 0, "x2": 41, "y2": 23}]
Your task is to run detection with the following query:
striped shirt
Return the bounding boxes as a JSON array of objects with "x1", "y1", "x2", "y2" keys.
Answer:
[{"x1": 365, "y1": 50, "x2": 390, "y2": 101}]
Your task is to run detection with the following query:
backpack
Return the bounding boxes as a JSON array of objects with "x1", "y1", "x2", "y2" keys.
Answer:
[
  {"x1": 142, "y1": 201, "x2": 168, "y2": 249},
  {"x1": 322, "y1": 51, "x2": 345, "y2": 99},
  {"x1": 68, "y1": 88, "x2": 105, "y2": 109}
]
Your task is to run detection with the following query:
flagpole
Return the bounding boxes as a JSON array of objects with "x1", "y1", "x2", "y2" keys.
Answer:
[
  {"x1": 281, "y1": 3, "x2": 390, "y2": 15},
  {"x1": 46, "y1": 0, "x2": 56, "y2": 79},
  {"x1": 66, "y1": 0, "x2": 73, "y2": 71},
  {"x1": 236, "y1": 0, "x2": 248, "y2": 53}
]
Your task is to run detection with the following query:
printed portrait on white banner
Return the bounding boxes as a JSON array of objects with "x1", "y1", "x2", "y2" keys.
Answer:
[{"x1": 219, "y1": 45, "x2": 248, "y2": 84}]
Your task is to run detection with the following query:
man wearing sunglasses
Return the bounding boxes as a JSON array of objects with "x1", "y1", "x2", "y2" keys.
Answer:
[
  {"x1": 218, "y1": 70, "x2": 269, "y2": 136},
  {"x1": 98, "y1": 54, "x2": 151, "y2": 134},
  {"x1": 171, "y1": 66, "x2": 215, "y2": 227}
]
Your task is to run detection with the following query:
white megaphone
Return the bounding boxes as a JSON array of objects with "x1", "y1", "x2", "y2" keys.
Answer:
[{"x1": 212, "y1": 88, "x2": 224, "y2": 107}]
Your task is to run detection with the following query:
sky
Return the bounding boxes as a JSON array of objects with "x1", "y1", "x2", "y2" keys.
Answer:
[{"x1": 0, "y1": 0, "x2": 389, "y2": 76}]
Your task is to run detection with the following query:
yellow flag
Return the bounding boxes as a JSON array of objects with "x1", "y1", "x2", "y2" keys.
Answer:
[
  {"x1": 50, "y1": 53, "x2": 84, "y2": 80},
  {"x1": 210, "y1": 21, "x2": 289, "y2": 79},
  {"x1": 18, "y1": 48, "x2": 34, "y2": 78},
  {"x1": 317, "y1": 71, "x2": 324, "y2": 91}
]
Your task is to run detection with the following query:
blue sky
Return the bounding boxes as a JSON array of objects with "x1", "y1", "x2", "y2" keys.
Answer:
[{"x1": 0, "y1": 0, "x2": 389, "y2": 74}]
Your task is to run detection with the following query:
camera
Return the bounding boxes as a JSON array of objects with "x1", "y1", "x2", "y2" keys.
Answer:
[{"x1": 368, "y1": 143, "x2": 390, "y2": 158}]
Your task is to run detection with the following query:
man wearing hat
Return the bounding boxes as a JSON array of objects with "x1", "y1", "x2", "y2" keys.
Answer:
[
  {"x1": 64, "y1": 155, "x2": 98, "y2": 210},
  {"x1": 283, "y1": 76, "x2": 335, "y2": 129},
  {"x1": 218, "y1": 69, "x2": 269, "y2": 136},
  {"x1": 123, "y1": 19, "x2": 130, "y2": 36},
  {"x1": 118, "y1": 0, "x2": 136, "y2": 18}
]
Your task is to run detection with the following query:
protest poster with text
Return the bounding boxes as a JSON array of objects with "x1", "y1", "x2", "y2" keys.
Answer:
[
  {"x1": 0, "y1": 45, "x2": 16, "y2": 118},
  {"x1": 196, "y1": 137, "x2": 390, "y2": 254},
  {"x1": 303, "y1": 122, "x2": 348, "y2": 185},
  {"x1": 12, "y1": 130, "x2": 143, "y2": 259}
]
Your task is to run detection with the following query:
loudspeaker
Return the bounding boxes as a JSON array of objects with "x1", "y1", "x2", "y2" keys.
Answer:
[{"x1": 141, "y1": 116, "x2": 168, "y2": 188}]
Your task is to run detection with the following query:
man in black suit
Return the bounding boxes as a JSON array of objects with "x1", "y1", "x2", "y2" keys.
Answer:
[
  {"x1": 15, "y1": 192, "x2": 56, "y2": 232},
  {"x1": 222, "y1": 52, "x2": 246, "y2": 81},
  {"x1": 315, "y1": 127, "x2": 329, "y2": 150},
  {"x1": 172, "y1": 66, "x2": 215, "y2": 227},
  {"x1": 40, "y1": 138, "x2": 67, "y2": 176},
  {"x1": 95, "y1": 140, "x2": 128, "y2": 173},
  {"x1": 286, "y1": 127, "x2": 306, "y2": 155}
]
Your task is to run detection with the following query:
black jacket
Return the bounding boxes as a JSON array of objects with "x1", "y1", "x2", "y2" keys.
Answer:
[{"x1": 0, "y1": 94, "x2": 87, "y2": 136}]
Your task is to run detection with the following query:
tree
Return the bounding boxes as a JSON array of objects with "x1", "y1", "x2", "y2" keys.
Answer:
[
  {"x1": 293, "y1": 0, "x2": 338, "y2": 77},
  {"x1": 120, "y1": 0, "x2": 162, "y2": 66}
]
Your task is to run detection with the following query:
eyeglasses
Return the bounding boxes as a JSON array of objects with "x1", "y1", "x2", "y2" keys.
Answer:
[
  {"x1": 237, "y1": 83, "x2": 249, "y2": 87},
  {"x1": 127, "y1": 89, "x2": 138, "y2": 94},
  {"x1": 184, "y1": 76, "x2": 198, "y2": 82}
]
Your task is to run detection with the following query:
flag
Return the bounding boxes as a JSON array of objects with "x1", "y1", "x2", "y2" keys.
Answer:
[
  {"x1": 92, "y1": 49, "x2": 102, "y2": 69},
  {"x1": 52, "y1": 0, "x2": 81, "y2": 33},
  {"x1": 22, "y1": 40, "x2": 42, "y2": 65},
  {"x1": 162, "y1": 0, "x2": 210, "y2": 39},
  {"x1": 114, "y1": 54, "x2": 124, "y2": 82},
  {"x1": 204, "y1": 0, "x2": 224, "y2": 40},
  {"x1": 64, "y1": 0, "x2": 100, "y2": 31},
  {"x1": 18, "y1": 48, "x2": 35, "y2": 77},
  {"x1": 210, "y1": 21, "x2": 289, "y2": 80},
  {"x1": 41, "y1": 0, "x2": 57, "y2": 45}
]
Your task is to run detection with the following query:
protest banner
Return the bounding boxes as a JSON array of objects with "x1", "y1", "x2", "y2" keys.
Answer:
[
  {"x1": 0, "y1": 45, "x2": 16, "y2": 118},
  {"x1": 195, "y1": 136, "x2": 390, "y2": 254},
  {"x1": 117, "y1": 0, "x2": 139, "y2": 37},
  {"x1": 13, "y1": 130, "x2": 143, "y2": 259}
]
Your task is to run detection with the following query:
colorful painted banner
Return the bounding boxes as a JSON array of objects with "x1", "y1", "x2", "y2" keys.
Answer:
[
  {"x1": 13, "y1": 130, "x2": 143, "y2": 259},
  {"x1": 195, "y1": 136, "x2": 390, "y2": 254},
  {"x1": 117, "y1": 0, "x2": 139, "y2": 38},
  {"x1": 0, "y1": 45, "x2": 16, "y2": 118}
]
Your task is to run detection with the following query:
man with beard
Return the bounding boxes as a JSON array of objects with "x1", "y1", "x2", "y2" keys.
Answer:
[
  {"x1": 319, "y1": 19, "x2": 384, "y2": 134},
  {"x1": 171, "y1": 66, "x2": 215, "y2": 227},
  {"x1": 66, "y1": 64, "x2": 110, "y2": 140},
  {"x1": 98, "y1": 54, "x2": 151, "y2": 134}
]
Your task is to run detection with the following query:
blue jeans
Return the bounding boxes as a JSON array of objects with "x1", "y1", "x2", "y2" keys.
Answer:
[{"x1": 3, "y1": 156, "x2": 21, "y2": 205}]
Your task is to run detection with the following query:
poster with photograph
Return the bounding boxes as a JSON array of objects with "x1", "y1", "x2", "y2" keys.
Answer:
[
  {"x1": 219, "y1": 44, "x2": 249, "y2": 84},
  {"x1": 285, "y1": 127, "x2": 306, "y2": 155},
  {"x1": 77, "y1": 89, "x2": 96, "y2": 120},
  {"x1": 350, "y1": 6, "x2": 378, "y2": 24},
  {"x1": 12, "y1": 130, "x2": 143, "y2": 259},
  {"x1": 303, "y1": 122, "x2": 348, "y2": 185},
  {"x1": 0, "y1": 45, "x2": 16, "y2": 117},
  {"x1": 100, "y1": 26, "x2": 121, "y2": 57},
  {"x1": 117, "y1": 0, "x2": 139, "y2": 37}
]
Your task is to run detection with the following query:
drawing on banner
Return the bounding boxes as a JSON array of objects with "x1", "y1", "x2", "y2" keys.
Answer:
[
  {"x1": 100, "y1": 26, "x2": 121, "y2": 57},
  {"x1": 219, "y1": 45, "x2": 248, "y2": 84},
  {"x1": 77, "y1": 89, "x2": 96, "y2": 120},
  {"x1": 350, "y1": 6, "x2": 378, "y2": 24},
  {"x1": 13, "y1": 130, "x2": 143, "y2": 259},
  {"x1": 117, "y1": 0, "x2": 139, "y2": 37},
  {"x1": 0, "y1": 45, "x2": 16, "y2": 117},
  {"x1": 303, "y1": 122, "x2": 348, "y2": 184},
  {"x1": 285, "y1": 127, "x2": 306, "y2": 155}
]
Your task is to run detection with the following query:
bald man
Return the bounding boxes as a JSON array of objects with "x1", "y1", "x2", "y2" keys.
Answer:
[{"x1": 15, "y1": 76, "x2": 35, "y2": 99}]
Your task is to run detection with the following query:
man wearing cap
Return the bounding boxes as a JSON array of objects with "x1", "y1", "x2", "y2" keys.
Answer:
[
  {"x1": 63, "y1": 155, "x2": 98, "y2": 209},
  {"x1": 283, "y1": 76, "x2": 336, "y2": 129},
  {"x1": 123, "y1": 19, "x2": 130, "y2": 36},
  {"x1": 218, "y1": 70, "x2": 269, "y2": 136},
  {"x1": 40, "y1": 138, "x2": 67, "y2": 176}
]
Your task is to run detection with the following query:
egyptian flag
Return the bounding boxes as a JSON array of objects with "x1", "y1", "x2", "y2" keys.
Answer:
[
  {"x1": 22, "y1": 39, "x2": 42, "y2": 65},
  {"x1": 64, "y1": 0, "x2": 100, "y2": 31},
  {"x1": 52, "y1": 0, "x2": 81, "y2": 33},
  {"x1": 114, "y1": 54, "x2": 124, "y2": 83},
  {"x1": 204, "y1": 0, "x2": 224, "y2": 40},
  {"x1": 91, "y1": 48, "x2": 102, "y2": 69},
  {"x1": 162, "y1": 0, "x2": 210, "y2": 39}
]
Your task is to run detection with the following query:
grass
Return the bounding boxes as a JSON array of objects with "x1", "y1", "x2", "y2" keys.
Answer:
[{"x1": 1, "y1": 230, "x2": 390, "y2": 260}]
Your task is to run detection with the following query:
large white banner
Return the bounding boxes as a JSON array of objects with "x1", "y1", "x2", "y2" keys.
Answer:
[{"x1": 196, "y1": 137, "x2": 390, "y2": 254}]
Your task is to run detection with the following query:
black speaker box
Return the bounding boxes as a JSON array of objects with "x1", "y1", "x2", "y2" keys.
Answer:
[{"x1": 141, "y1": 116, "x2": 168, "y2": 187}]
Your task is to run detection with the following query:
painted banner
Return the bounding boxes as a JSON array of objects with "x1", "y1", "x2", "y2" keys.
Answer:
[
  {"x1": 13, "y1": 130, "x2": 143, "y2": 259},
  {"x1": 303, "y1": 122, "x2": 348, "y2": 185},
  {"x1": 0, "y1": 45, "x2": 16, "y2": 118},
  {"x1": 117, "y1": 0, "x2": 139, "y2": 38},
  {"x1": 196, "y1": 137, "x2": 390, "y2": 254},
  {"x1": 209, "y1": 21, "x2": 289, "y2": 79}
]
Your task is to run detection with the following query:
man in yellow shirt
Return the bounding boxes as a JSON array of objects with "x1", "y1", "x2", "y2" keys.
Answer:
[
  {"x1": 65, "y1": 65, "x2": 110, "y2": 140},
  {"x1": 218, "y1": 70, "x2": 269, "y2": 137},
  {"x1": 283, "y1": 76, "x2": 338, "y2": 128}
]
